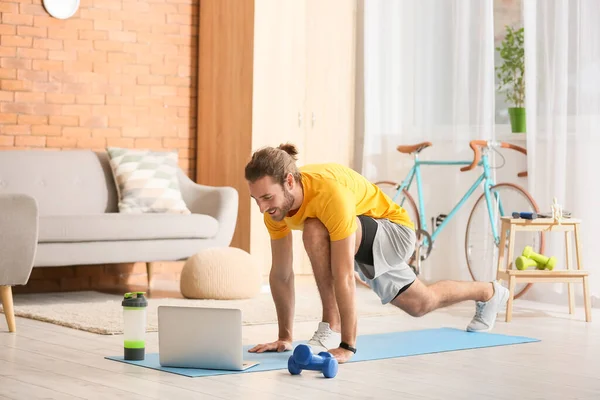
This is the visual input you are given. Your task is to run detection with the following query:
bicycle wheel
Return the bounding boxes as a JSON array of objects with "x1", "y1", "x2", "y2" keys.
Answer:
[{"x1": 465, "y1": 183, "x2": 544, "y2": 299}]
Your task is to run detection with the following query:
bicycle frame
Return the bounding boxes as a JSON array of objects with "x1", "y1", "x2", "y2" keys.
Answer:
[{"x1": 391, "y1": 149, "x2": 504, "y2": 246}]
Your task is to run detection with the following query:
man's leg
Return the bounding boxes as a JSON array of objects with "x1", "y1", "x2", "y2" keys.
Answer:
[
  {"x1": 390, "y1": 278, "x2": 493, "y2": 317},
  {"x1": 302, "y1": 217, "x2": 362, "y2": 351},
  {"x1": 390, "y1": 277, "x2": 509, "y2": 332},
  {"x1": 364, "y1": 218, "x2": 509, "y2": 332}
]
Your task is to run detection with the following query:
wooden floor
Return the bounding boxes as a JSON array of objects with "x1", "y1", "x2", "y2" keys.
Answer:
[{"x1": 1, "y1": 287, "x2": 600, "y2": 400}]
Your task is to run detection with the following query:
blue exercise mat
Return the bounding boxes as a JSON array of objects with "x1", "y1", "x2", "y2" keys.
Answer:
[{"x1": 105, "y1": 327, "x2": 539, "y2": 377}]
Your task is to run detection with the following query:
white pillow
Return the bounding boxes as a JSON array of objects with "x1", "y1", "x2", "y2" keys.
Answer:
[{"x1": 106, "y1": 147, "x2": 191, "y2": 214}]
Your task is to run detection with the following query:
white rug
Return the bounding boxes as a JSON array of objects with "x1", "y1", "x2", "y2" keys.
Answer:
[{"x1": 3, "y1": 283, "x2": 403, "y2": 335}]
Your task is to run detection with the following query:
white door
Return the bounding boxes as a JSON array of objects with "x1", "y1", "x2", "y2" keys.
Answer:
[
  {"x1": 303, "y1": 0, "x2": 357, "y2": 167},
  {"x1": 251, "y1": 0, "x2": 357, "y2": 277},
  {"x1": 251, "y1": 0, "x2": 309, "y2": 276},
  {"x1": 298, "y1": 0, "x2": 358, "y2": 273}
]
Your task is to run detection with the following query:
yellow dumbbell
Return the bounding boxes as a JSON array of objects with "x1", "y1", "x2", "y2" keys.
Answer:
[
  {"x1": 515, "y1": 256, "x2": 542, "y2": 270},
  {"x1": 522, "y1": 246, "x2": 556, "y2": 270}
]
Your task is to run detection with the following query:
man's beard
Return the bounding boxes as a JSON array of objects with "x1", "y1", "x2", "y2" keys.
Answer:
[{"x1": 273, "y1": 189, "x2": 295, "y2": 221}]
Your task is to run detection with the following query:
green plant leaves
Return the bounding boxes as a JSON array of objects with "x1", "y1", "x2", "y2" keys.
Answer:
[{"x1": 496, "y1": 25, "x2": 525, "y2": 108}]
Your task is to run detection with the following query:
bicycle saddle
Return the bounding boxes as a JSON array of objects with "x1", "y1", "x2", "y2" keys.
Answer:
[{"x1": 396, "y1": 142, "x2": 432, "y2": 154}]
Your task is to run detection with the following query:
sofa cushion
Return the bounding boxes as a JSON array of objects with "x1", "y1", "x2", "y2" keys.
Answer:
[
  {"x1": 0, "y1": 150, "x2": 118, "y2": 215},
  {"x1": 38, "y1": 214, "x2": 218, "y2": 243},
  {"x1": 106, "y1": 147, "x2": 191, "y2": 214}
]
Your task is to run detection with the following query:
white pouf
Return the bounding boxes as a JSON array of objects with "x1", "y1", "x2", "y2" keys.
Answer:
[{"x1": 180, "y1": 247, "x2": 262, "y2": 300}]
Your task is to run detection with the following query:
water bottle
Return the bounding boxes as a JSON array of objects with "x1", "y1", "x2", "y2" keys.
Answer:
[{"x1": 122, "y1": 292, "x2": 148, "y2": 360}]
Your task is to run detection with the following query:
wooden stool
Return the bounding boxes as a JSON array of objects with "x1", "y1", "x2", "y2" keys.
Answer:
[{"x1": 496, "y1": 216, "x2": 591, "y2": 322}]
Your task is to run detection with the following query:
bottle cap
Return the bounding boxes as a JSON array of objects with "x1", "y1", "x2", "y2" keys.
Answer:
[{"x1": 122, "y1": 292, "x2": 148, "y2": 308}]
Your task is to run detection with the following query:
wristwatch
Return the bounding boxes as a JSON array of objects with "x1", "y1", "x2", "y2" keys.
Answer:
[{"x1": 339, "y1": 341, "x2": 357, "y2": 354}]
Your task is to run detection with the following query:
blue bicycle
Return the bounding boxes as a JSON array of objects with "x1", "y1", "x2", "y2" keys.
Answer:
[{"x1": 375, "y1": 140, "x2": 545, "y2": 299}]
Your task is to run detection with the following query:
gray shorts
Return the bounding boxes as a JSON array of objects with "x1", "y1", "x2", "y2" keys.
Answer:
[{"x1": 354, "y1": 218, "x2": 417, "y2": 304}]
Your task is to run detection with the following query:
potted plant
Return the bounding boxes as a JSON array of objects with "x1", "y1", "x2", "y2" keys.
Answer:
[{"x1": 496, "y1": 25, "x2": 525, "y2": 133}]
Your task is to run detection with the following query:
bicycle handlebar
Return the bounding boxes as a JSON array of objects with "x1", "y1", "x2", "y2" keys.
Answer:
[{"x1": 460, "y1": 140, "x2": 527, "y2": 176}]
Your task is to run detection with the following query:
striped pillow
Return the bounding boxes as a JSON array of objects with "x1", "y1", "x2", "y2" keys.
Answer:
[{"x1": 106, "y1": 147, "x2": 191, "y2": 214}]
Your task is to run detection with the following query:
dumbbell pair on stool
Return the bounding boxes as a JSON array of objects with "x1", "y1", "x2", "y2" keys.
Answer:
[
  {"x1": 515, "y1": 245, "x2": 557, "y2": 271},
  {"x1": 288, "y1": 344, "x2": 338, "y2": 378}
]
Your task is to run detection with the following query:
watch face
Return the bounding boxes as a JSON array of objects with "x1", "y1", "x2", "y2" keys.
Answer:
[{"x1": 43, "y1": 0, "x2": 80, "y2": 19}]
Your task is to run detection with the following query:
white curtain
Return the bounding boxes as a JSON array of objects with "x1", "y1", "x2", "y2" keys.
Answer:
[
  {"x1": 361, "y1": 0, "x2": 497, "y2": 282},
  {"x1": 524, "y1": 0, "x2": 600, "y2": 307}
]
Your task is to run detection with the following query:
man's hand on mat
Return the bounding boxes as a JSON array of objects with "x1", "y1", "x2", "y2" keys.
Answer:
[
  {"x1": 328, "y1": 347, "x2": 354, "y2": 363},
  {"x1": 248, "y1": 340, "x2": 292, "y2": 353}
]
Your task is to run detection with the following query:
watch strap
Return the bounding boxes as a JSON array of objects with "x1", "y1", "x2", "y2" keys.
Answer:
[{"x1": 339, "y1": 341, "x2": 357, "y2": 354}]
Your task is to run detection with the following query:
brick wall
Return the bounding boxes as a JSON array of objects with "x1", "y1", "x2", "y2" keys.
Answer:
[
  {"x1": 1, "y1": 0, "x2": 198, "y2": 293},
  {"x1": 0, "y1": 0, "x2": 198, "y2": 177}
]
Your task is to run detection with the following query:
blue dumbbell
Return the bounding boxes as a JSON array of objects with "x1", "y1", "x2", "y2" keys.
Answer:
[
  {"x1": 512, "y1": 211, "x2": 537, "y2": 220},
  {"x1": 287, "y1": 344, "x2": 338, "y2": 378}
]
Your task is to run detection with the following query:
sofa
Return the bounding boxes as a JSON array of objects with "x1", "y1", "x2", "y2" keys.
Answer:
[
  {"x1": 0, "y1": 149, "x2": 238, "y2": 331},
  {"x1": 0, "y1": 193, "x2": 38, "y2": 332}
]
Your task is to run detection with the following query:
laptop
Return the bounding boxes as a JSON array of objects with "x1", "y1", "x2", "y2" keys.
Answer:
[{"x1": 157, "y1": 306, "x2": 260, "y2": 371}]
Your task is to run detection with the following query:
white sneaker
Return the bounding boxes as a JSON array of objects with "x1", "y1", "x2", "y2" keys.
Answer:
[
  {"x1": 306, "y1": 322, "x2": 341, "y2": 353},
  {"x1": 466, "y1": 281, "x2": 509, "y2": 332}
]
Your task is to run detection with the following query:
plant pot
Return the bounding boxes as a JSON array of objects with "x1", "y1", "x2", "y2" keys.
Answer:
[{"x1": 508, "y1": 107, "x2": 526, "y2": 133}]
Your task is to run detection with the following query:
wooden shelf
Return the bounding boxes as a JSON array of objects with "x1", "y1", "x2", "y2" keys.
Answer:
[
  {"x1": 501, "y1": 217, "x2": 582, "y2": 224},
  {"x1": 496, "y1": 217, "x2": 591, "y2": 322},
  {"x1": 498, "y1": 269, "x2": 588, "y2": 283}
]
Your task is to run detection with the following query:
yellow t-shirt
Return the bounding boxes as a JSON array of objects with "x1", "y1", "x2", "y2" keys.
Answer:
[{"x1": 264, "y1": 163, "x2": 414, "y2": 241}]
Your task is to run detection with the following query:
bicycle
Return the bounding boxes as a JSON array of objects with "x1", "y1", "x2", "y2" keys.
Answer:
[{"x1": 374, "y1": 140, "x2": 545, "y2": 299}]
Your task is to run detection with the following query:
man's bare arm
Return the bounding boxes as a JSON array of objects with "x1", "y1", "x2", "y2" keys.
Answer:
[
  {"x1": 330, "y1": 234, "x2": 357, "y2": 347},
  {"x1": 249, "y1": 233, "x2": 294, "y2": 353},
  {"x1": 269, "y1": 233, "x2": 295, "y2": 342}
]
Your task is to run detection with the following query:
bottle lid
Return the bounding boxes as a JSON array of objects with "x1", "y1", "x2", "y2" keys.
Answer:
[{"x1": 122, "y1": 292, "x2": 148, "y2": 308}]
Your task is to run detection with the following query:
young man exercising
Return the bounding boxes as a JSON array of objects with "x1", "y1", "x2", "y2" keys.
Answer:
[{"x1": 245, "y1": 143, "x2": 509, "y2": 363}]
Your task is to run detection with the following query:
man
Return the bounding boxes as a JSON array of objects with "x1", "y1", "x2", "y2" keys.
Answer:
[{"x1": 245, "y1": 143, "x2": 509, "y2": 363}]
